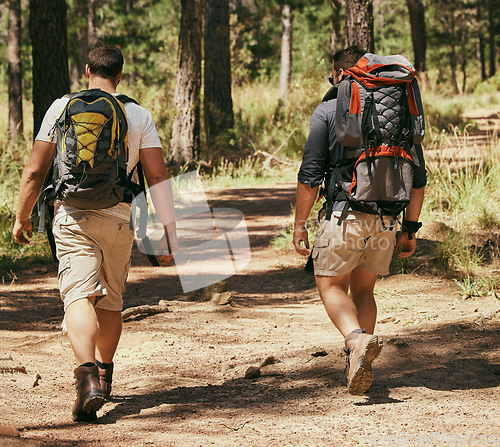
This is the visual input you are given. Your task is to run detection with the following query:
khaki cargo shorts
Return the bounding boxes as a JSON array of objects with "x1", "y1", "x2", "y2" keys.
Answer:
[
  {"x1": 53, "y1": 210, "x2": 135, "y2": 312},
  {"x1": 312, "y1": 211, "x2": 397, "y2": 277}
]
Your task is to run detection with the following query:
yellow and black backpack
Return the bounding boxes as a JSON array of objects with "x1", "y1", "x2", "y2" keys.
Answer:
[
  {"x1": 49, "y1": 88, "x2": 137, "y2": 209},
  {"x1": 36, "y1": 89, "x2": 154, "y2": 262}
]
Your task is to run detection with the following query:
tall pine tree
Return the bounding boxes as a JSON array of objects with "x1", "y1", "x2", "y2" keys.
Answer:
[
  {"x1": 29, "y1": 0, "x2": 70, "y2": 137},
  {"x1": 204, "y1": 0, "x2": 234, "y2": 145}
]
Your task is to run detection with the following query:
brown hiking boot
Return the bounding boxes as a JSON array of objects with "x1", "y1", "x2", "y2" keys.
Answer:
[
  {"x1": 345, "y1": 333, "x2": 383, "y2": 395},
  {"x1": 72, "y1": 364, "x2": 105, "y2": 421},
  {"x1": 98, "y1": 363, "x2": 114, "y2": 399}
]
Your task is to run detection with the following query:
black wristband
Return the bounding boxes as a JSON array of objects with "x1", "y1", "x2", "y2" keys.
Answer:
[{"x1": 402, "y1": 220, "x2": 422, "y2": 233}]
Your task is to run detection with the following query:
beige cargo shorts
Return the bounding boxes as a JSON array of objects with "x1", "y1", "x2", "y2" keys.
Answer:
[
  {"x1": 52, "y1": 210, "x2": 135, "y2": 312},
  {"x1": 312, "y1": 210, "x2": 397, "y2": 277}
]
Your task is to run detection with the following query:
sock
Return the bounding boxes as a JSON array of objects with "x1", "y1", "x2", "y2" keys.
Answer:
[
  {"x1": 96, "y1": 360, "x2": 113, "y2": 369},
  {"x1": 79, "y1": 362, "x2": 96, "y2": 368}
]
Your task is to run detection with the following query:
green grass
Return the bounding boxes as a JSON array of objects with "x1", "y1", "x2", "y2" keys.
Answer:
[
  {"x1": 423, "y1": 130, "x2": 500, "y2": 230},
  {"x1": 199, "y1": 155, "x2": 297, "y2": 190},
  {"x1": 0, "y1": 209, "x2": 53, "y2": 272},
  {"x1": 433, "y1": 227, "x2": 484, "y2": 276},
  {"x1": 270, "y1": 198, "x2": 323, "y2": 252}
]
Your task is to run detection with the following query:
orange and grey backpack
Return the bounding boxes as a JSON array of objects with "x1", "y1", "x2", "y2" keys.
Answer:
[{"x1": 325, "y1": 53, "x2": 425, "y2": 225}]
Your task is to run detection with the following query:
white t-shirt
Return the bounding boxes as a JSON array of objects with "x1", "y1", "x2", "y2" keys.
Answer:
[{"x1": 36, "y1": 92, "x2": 162, "y2": 220}]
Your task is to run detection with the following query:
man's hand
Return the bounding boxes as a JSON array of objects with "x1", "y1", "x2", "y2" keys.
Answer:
[
  {"x1": 13, "y1": 218, "x2": 33, "y2": 245},
  {"x1": 293, "y1": 220, "x2": 310, "y2": 256},
  {"x1": 157, "y1": 254, "x2": 175, "y2": 265},
  {"x1": 395, "y1": 231, "x2": 416, "y2": 258},
  {"x1": 157, "y1": 225, "x2": 178, "y2": 265},
  {"x1": 293, "y1": 182, "x2": 318, "y2": 257}
]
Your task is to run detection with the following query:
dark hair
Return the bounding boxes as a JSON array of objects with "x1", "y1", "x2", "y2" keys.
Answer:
[
  {"x1": 332, "y1": 45, "x2": 366, "y2": 71},
  {"x1": 87, "y1": 45, "x2": 124, "y2": 80}
]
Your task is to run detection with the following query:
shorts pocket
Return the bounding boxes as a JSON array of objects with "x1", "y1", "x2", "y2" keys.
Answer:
[
  {"x1": 54, "y1": 215, "x2": 89, "y2": 239},
  {"x1": 58, "y1": 257, "x2": 71, "y2": 279},
  {"x1": 58, "y1": 214, "x2": 88, "y2": 227},
  {"x1": 312, "y1": 237, "x2": 329, "y2": 259},
  {"x1": 114, "y1": 222, "x2": 135, "y2": 245}
]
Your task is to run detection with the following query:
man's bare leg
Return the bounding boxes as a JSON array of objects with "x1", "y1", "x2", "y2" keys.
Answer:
[
  {"x1": 95, "y1": 308, "x2": 122, "y2": 364},
  {"x1": 65, "y1": 296, "x2": 105, "y2": 419},
  {"x1": 65, "y1": 297, "x2": 99, "y2": 366},
  {"x1": 350, "y1": 266, "x2": 378, "y2": 335},
  {"x1": 315, "y1": 269, "x2": 382, "y2": 395},
  {"x1": 315, "y1": 273, "x2": 362, "y2": 338},
  {"x1": 95, "y1": 308, "x2": 122, "y2": 398}
]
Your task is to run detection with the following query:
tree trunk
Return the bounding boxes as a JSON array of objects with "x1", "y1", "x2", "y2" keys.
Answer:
[
  {"x1": 279, "y1": 4, "x2": 292, "y2": 102},
  {"x1": 29, "y1": 0, "x2": 70, "y2": 139},
  {"x1": 344, "y1": 0, "x2": 374, "y2": 53},
  {"x1": 8, "y1": 0, "x2": 23, "y2": 147},
  {"x1": 168, "y1": 0, "x2": 202, "y2": 165},
  {"x1": 476, "y1": 0, "x2": 487, "y2": 81},
  {"x1": 460, "y1": 12, "x2": 467, "y2": 93},
  {"x1": 487, "y1": 0, "x2": 495, "y2": 77},
  {"x1": 329, "y1": 0, "x2": 342, "y2": 57},
  {"x1": 72, "y1": 0, "x2": 96, "y2": 88},
  {"x1": 204, "y1": 0, "x2": 234, "y2": 144},
  {"x1": 448, "y1": 10, "x2": 459, "y2": 93},
  {"x1": 406, "y1": 0, "x2": 427, "y2": 74}
]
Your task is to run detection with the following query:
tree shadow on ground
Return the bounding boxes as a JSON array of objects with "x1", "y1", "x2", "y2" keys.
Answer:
[
  {"x1": 23, "y1": 321, "x2": 500, "y2": 431},
  {"x1": 0, "y1": 287, "x2": 63, "y2": 332},
  {"x1": 0, "y1": 437, "x2": 88, "y2": 447}
]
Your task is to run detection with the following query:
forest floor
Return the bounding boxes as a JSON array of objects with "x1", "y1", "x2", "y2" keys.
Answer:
[{"x1": 0, "y1": 110, "x2": 499, "y2": 446}]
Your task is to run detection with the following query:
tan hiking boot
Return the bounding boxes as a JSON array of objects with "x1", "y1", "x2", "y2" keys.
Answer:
[
  {"x1": 72, "y1": 364, "x2": 105, "y2": 421},
  {"x1": 345, "y1": 333, "x2": 383, "y2": 395}
]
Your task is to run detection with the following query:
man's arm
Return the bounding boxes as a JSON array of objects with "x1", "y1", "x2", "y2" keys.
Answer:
[
  {"x1": 13, "y1": 141, "x2": 56, "y2": 244},
  {"x1": 139, "y1": 147, "x2": 178, "y2": 263},
  {"x1": 293, "y1": 181, "x2": 319, "y2": 256},
  {"x1": 395, "y1": 186, "x2": 425, "y2": 258}
]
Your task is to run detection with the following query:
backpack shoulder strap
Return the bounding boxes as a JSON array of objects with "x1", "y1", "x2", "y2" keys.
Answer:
[
  {"x1": 115, "y1": 94, "x2": 139, "y2": 106},
  {"x1": 322, "y1": 85, "x2": 338, "y2": 102}
]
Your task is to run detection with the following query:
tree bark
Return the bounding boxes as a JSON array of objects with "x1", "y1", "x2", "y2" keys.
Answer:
[
  {"x1": 8, "y1": 0, "x2": 23, "y2": 147},
  {"x1": 29, "y1": 0, "x2": 70, "y2": 139},
  {"x1": 168, "y1": 0, "x2": 202, "y2": 165},
  {"x1": 329, "y1": 0, "x2": 342, "y2": 58},
  {"x1": 448, "y1": 10, "x2": 459, "y2": 93},
  {"x1": 204, "y1": 0, "x2": 234, "y2": 143},
  {"x1": 487, "y1": 0, "x2": 495, "y2": 77},
  {"x1": 344, "y1": 0, "x2": 374, "y2": 53},
  {"x1": 406, "y1": 0, "x2": 427, "y2": 74},
  {"x1": 7, "y1": 0, "x2": 23, "y2": 146},
  {"x1": 460, "y1": 12, "x2": 467, "y2": 93},
  {"x1": 279, "y1": 4, "x2": 292, "y2": 102},
  {"x1": 476, "y1": 0, "x2": 487, "y2": 81},
  {"x1": 72, "y1": 0, "x2": 96, "y2": 88}
]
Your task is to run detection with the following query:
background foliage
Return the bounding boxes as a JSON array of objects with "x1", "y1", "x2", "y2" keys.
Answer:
[{"x1": 0, "y1": 0, "x2": 499, "y2": 282}]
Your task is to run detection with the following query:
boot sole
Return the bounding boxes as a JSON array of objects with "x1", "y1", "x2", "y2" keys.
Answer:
[
  {"x1": 83, "y1": 393, "x2": 106, "y2": 413},
  {"x1": 73, "y1": 392, "x2": 106, "y2": 421},
  {"x1": 348, "y1": 336, "x2": 383, "y2": 395}
]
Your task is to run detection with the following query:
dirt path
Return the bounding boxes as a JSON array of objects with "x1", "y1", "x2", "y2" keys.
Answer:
[{"x1": 1, "y1": 182, "x2": 499, "y2": 447}]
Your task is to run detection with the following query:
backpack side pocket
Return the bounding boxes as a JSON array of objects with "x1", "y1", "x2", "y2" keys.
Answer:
[{"x1": 335, "y1": 79, "x2": 365, "y2": 148}]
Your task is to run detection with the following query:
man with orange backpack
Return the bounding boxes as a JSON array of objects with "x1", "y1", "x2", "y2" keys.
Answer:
[{"x1": 293, "y1": 45, "x2": 426, "y2": 395}]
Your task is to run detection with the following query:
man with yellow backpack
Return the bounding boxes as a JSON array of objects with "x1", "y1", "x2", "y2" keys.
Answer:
[{"x1": 14, "y1": 45, "x2": 176, "y2": 421}]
